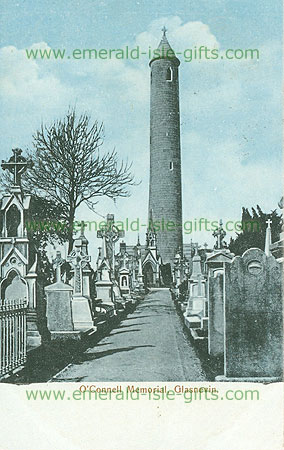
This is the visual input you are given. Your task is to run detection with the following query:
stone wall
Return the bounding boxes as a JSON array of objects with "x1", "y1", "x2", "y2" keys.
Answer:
[{"x1": 149, "y1": 56, "x2": 183, "y2": 264}]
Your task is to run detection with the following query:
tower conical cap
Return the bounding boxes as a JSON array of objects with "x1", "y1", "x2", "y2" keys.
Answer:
[{"x1": 149, "y1": 28, "x2": 180, "y2": 66}]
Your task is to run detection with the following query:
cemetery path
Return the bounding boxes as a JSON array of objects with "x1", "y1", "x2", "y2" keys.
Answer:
[{"x1": 51, "y1": 289, "x2": 206, "y2": 382}]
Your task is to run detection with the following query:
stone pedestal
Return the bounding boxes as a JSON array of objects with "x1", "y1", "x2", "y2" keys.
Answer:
[
  {"x1": 71, "y1": 295, "x2": 95, "y2": 331},
  {"x1": 95, "y1": 279, "x2": 114, "y2": 306},
  {"x1": 112, "y1": 280, "x2": 125, "y2": 306},
  {"x1": 185, "y1": 280, "x2": 206, "y2": 318}
]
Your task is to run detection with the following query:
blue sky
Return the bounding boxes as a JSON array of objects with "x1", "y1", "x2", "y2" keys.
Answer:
[{"x1": 0, "y1": 0, "x2": 282, "y2": 257}]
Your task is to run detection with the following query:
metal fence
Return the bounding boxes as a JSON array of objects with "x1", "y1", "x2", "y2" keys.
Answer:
[{"x1": 0, "y1": 298, "x2": 27, "y2": 378}]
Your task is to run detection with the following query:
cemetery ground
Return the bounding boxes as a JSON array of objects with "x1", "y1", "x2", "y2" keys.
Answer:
[{"x1": 4, "y1": 289, "x2": 217, "y2": 384}]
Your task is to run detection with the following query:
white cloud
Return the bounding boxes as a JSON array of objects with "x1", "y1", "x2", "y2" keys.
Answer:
[
  {"x1": 135, "y1": 17, "x2": 219, "y2": 50},
  {"x1": 0, "y1": 44, "x2": 71, "y2": 107}
]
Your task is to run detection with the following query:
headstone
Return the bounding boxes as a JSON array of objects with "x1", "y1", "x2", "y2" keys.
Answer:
[
  {"x1": 45, "y1": 282, "x2": 81, "y2": 340},
  {"x1": 208, "y1": 272, "x2": 224, "y2": 356},
  {"x1": 216, "y1": 248, "x2": 283, "y2": 381},
  {"x1": 185, "y1": 277, "x2": 206, "y2": 318}
]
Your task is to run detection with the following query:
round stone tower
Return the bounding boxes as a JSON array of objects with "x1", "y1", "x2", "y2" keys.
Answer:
[{"x1": 148, "y1": 28, "x2": 183, "y2": 265}]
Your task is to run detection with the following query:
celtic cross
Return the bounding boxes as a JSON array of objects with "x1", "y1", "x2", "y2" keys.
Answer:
[
  {"x1": 67, "y1": 242, "x2": 91, "y2": 296},
  {"x1": 1, "y1": 148, "x2": 33, "y2": 186},
  {"x1": 97, "y1": 214, "x2": 125, "y2": 269}
]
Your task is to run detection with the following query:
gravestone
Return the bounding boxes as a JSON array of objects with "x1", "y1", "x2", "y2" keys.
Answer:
[
  {"x1": 208, "y1": 272, "x2": 224, "y2": 356},
  {"x1": 45, "y1": 251, "x2": 80, "y2": 340},
  {"x1": 217, "y1": 248, "x2": 283, "y2": 381}
]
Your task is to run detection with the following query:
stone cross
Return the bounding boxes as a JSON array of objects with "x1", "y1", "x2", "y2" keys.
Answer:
[
  {"x1": 97, "y1": 214, "x2": 125, "y2": 269},
  {"x1": 213, "y1": 220, "x2": 226, "y2": 250},
  {"x1": 1, "y1": 148, "x2": 33, "y2": 186},
  {"x1": 67, "y1": 242, "x2": 91, "y2": 296},
  {"x1": 162, "y1": 26, "x2": 167, "y2": 36},
  {"x1": 52, "y1": 250, "x2": 65, "y2": 283},
  {"x1": 266, "y1": 219, "x2": 272, "y2": 228}
]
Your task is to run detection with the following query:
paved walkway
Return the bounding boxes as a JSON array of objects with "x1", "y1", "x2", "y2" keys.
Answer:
[{"x1": 52, "y1": 289, "x2": 206, "y2": 381}]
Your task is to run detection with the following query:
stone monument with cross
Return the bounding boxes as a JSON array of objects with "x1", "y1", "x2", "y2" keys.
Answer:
[
  {"x1": 184, "y1": 244, "x2": 207, "y2": 333},
  {"x1": 97, "y1": 214, "x2": 125, "y2": 272},
  {"x1": 0, "y1": 148, "x2": 41, "y2": 348},
  {"x1": 67, "y1": 237, "x2": 94, "y2": 331},
  {"x1": 206, "y1": 223, "x2": 234, "y2": 355},
  {"x1": 72, "y1": 221, "x2": 92, "y2": 298},
  {"x1": 96, "y1": 214, "x2": 125, "y2": 309},
  {"x1": 213, "y1": 220, "x2": 227, "y2": 250}
]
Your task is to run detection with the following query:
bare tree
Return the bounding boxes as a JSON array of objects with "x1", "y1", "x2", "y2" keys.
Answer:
[{"x1": 21, "y1": 109, "x2": 135, "y2": 252}]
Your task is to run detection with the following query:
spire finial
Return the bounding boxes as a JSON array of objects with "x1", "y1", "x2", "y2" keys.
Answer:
[{"x1": 162, "y1": 26, "x2": 167, "y2": 37}]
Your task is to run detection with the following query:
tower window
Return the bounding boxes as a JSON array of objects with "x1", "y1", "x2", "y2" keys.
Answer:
[
  {"x1": 170, "y1": 161, "x2": 174, "y2": 170},
  {"x1": 166, "y1": 67, "x2": 173, "y2": 82}
]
